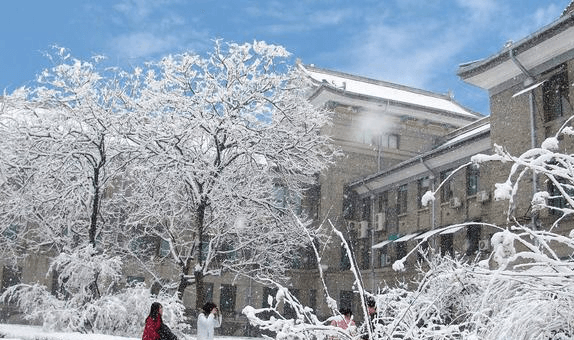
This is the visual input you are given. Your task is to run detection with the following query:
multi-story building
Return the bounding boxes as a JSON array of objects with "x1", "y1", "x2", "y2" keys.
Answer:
[
  {"x1": 297, "y1": 1, "x2": 574, "y2": 325},
  {"x1": 289, "y1": 65, "x2": 482, "y2": 321}
]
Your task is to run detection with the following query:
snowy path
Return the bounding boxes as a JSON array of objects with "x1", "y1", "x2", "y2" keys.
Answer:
[{"x1": 0, "y1": 323, "x2": 262, "y2": 340}]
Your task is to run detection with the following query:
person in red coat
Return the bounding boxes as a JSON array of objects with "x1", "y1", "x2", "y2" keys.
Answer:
[
  {"x1": 142, "y1": 302, "x2": 178, "y2": 340},
  {"x1": 142, "y1": 302, "x2": 165, "y2": 340}
]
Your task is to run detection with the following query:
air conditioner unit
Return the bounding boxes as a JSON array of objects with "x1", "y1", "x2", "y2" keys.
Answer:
[
  {"x1": 348, "y1": 221, "x2": 359, "y2": 230},
  {"x1": 359, "y1": 221, "x2": 369, "y2": 238},
  {"x1": 449, "y1": 197, "x2": 462, "y2": 208},
  {"x1": 478, "y1": 239, "x2": 491, "y2": 251},
  {"x1": 476, "y1": 190, "x2": 490, "y2": 203},
  {"x1": 381, "y1": 254, "x2": 393, "y2": 267},
  {"x1": 375, "y1": 212, "x2": 385, "y2": 231}
]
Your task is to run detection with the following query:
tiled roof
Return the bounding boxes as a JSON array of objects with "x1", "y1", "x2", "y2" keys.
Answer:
[
  {"x1": 300, "y1": 64, "x2": 481, "y2": 118},
  {"x1": 563, "y1": 0, "x2": 574, "y2": 16}
]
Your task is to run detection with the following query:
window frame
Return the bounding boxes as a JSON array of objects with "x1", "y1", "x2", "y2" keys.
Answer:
[
  {"x1": 440, "y1": 169, "x2": 454, "y2": 202},
  {"x1": 397, "y1": 184, "x2": 408, "y2": 214},
  {"x1": 417, "y1": 176, "x2": 431, "y2": 209},
  {"x1": 542, "y1": 67, "x2": 569, "y2": 123},
  {"x1": 466, "y1": 164, "x2": 479, "y2": 196},
  {"x1": 220, "y1": 284, "x2": 237, "y2": 313}
]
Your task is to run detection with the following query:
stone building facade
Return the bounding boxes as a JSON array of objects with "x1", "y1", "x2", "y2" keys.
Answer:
[
  {"x1": 288, "y1": 65, "x2": 483, "y2": 321},
  {"x1": 295, "y1": 3, "x2": 574, "y2": 324}
]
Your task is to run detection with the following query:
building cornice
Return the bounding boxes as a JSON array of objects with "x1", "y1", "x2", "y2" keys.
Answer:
[{"x1": 458, "y1": 12, "x2": 574, "y2": 91}]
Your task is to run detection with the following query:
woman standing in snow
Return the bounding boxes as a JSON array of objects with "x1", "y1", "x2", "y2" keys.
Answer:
[
  {"x1": 142, "y1": 302, "x2": 178, "y2": 340},
  {"x1": 330, "y1": 307, "x2": 356, "y2": 331},
  {"x1": 197, "y1": 302, "x2": 222, "y2": 340}
]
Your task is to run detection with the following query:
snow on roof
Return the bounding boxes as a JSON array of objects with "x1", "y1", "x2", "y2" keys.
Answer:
[
  {"x1": 301, "y1": 65, "x2": 479, "y2": 118},
  {"x1": 440, "y1": 123, "x2": 490, "y2": 148}
]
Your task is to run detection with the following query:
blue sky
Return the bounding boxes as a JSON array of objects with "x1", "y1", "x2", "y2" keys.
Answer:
[{"x1": 0, "y1": 0, "x2": 571, "y2": 115}]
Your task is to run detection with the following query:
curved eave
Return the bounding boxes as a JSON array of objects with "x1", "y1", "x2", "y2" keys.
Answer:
[
  {"x1": 348, "y1": 127, "x2": 491, "y2": 196},
  {"x1": 458, "y1": 12, "x2": 574, "y2": 90},
  {"x1": 309, "y1": 83, "x2": 481, "y2": 126}
]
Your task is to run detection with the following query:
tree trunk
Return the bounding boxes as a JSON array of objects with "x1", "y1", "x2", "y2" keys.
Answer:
[
  {"x1": 195, "y1": 270, "x2": 205, "y2": 310},
  {"x1": 177, "y1": 258, "x2": 192, "y2": 299},
  {"x1": 89, "y1": 165, "x2": 100, "y2": 247},
  {"x1": 195, "y1": 198, "x2": 208, "y2": 309}
]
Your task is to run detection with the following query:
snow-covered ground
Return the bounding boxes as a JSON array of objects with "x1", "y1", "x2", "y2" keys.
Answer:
[{"x1": 0, "y1": 323, "x2": 263, "y2": 340}]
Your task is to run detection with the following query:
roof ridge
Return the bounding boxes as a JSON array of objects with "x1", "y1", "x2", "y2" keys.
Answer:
[
  {"x1": 563, "y1": 0, "x2": 574, "y2": 16},
  {"x1": 303, "y1": 64, "x2": 456, "y2": 102}
]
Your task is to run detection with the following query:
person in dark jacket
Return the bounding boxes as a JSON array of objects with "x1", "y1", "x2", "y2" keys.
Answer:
[{"x1": 142, "y1": 302, "x2": 178, "y2": 340}]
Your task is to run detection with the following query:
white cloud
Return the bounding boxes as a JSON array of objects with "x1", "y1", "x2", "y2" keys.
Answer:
[
  {"x1": 507, "y1": 4, "x2": 563, "y2": 42},
  {"x1": 106, "y1": 0, "x2": 191, "y2": 60},
  {"x1": 110, "y1": 32, "x2": 179, "y2": 59},
  {"x1": 455, "y1": 0, "x2": 499, "y2": 24},
  {"x1": 243, "y1": 1, "x2": 354, "y2": 33},
  {"x1": 113, "y1": 0, "x2": 182, "y2": 23},
  {"x1": 341, "y1": 16, "x2": 467, "y2": 90}
]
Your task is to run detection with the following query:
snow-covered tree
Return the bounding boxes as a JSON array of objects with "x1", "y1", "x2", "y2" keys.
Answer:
[
  {"x1": 0, "y1": 40, "x2": 340, "y2": 325},
  {"x1": 0, "y1": 48, "x2": 183, "y2": 335},
  {"x1": 0, "y1": 48, "x2": 137, "y2": 293},
  {"x1": 120, "y1": 40, "x2": 340, "y2": 306}
]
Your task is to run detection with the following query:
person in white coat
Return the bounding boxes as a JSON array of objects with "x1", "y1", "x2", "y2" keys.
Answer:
[{"x1": 197, "y1": 302, "x2": 222, "y2": 340}]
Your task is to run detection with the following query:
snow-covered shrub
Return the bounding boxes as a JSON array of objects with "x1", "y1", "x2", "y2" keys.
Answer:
[
  {"x1": 2, "y1": 282, "x2": 186, "y2": 336},
  {"x1": 242, "y1": 112, "x2": 574, "y2": 340},
  {"x1": 1, "y1": 244, "x2": 188, "y2": 336},
  {"x1": 243, "y1": 222, "x2": 574, "y2": 339},
  {"x1": 1, "y1": 281, "x2": 187, "y2": 337}
]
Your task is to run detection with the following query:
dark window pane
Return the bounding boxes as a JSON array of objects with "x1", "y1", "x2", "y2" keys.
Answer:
[{"x1": 220, "y1": 284, "x2": 236, "y2": 313}]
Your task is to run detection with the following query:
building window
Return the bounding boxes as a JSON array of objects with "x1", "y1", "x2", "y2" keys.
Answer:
[
  {"x1": 127, "y1": 276, "x2": 145, "y2": 287},
  {"x1": 466, "y1": 225, "x2": 481, "y2": 256},
  {"x1": 309, "y1": 289, "x2": 317, "y2": 312},
  {"x1": 1, "y1": 265, "x2": 22, "y2": 294},
  {"x1": 397, "y1": 184, "x2": 408, "y2": 214},
  {"x1": 308, "y1": 183, "x2": 321, "y2": 220},
  {"x1": 339, "y1": 290, "x2": 354, "y2": 311},
  {"x1": 466, "y1": 164, "x2": 479, "y2": 196},
  {"x1": 159, "y1": 238, "x2": 170, "y2": 257},
  {"x1": 361, "y1": 197, "x2": 371, "y2": 221},
  {"x1": 378, "y1": 248, "x2": 388, "y2": 268},
  {"x1": 129, "y1": 236, "x2": 155, "y2": 256},
  {"x1": 548, "y1": 179, "x2": 572, "y2": 215},
  {"x1": 342, "y1": 186, "x2": 358, "y2": 220},
  {"x1": 417, "y1": 241, "x2": 429, "y2": 262},
  {"x1": 360, "y1": 245, "x2": 370, "y2": 270},
  {"x1": 204, "y1": 282, "x2": 214, "y2": 304},
  {"x1": 261, "y1": 286, "x2": 278, "y2": 320},
  {"x1": 417, "y1": 177, "x2": 430, "y2": 209},
  {"x1": 378, "y1": 192, "x2": 388, "y2": 213},
  {"x1": 151, "y1": 281, "x2": 163, "y2": 296},
  {"x1": 440, "y1": 234, "x2": 454, "y2": 257},
  {"x1": 387, "y1": 134, "x2": 399, "y2": 149},
  {"x1": 2, "y1": 224, "x2": 18, "y2": 241},
  {"x1": 440, "y1": 169, "x2": 454, "y2": 202},
  {"x1": 396, "y1": 242, "x2": 407, "y2": 260},
  {"x1": 283, "y1": 289, "x2": 299, "y2": 319},
  {"x1": 543, "y1": 68, "x2": 569, "y2": 123},
  {"x1": 262, "y1": 287, "x2": 278, "y2": 308},
  {"x1": 200, "y1": 237, "x2": 210, "y2": 262},
  {"x1": 50, "y1": 270, "x2": 68, "y2": 298},
  {"x1": 220, "y1": 284, "x2": 237, "y2": 313},
  {"x1": 340, "y1": 245, "x2": 351, "y2": 270},
  {"x1": 274, "y1": 184, "x2": 302, "y2": 215}
]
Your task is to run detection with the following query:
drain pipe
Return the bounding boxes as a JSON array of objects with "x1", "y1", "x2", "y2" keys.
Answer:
[
  {"x1": 420, "y1": 158, "x2": 437, "y2": 246},
  {"x1": 359, "y1": 180, "x2": 378, "y2": 293},
  {"x1": 509, "y1": 47, "x2": 538, "y2": 229}
]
